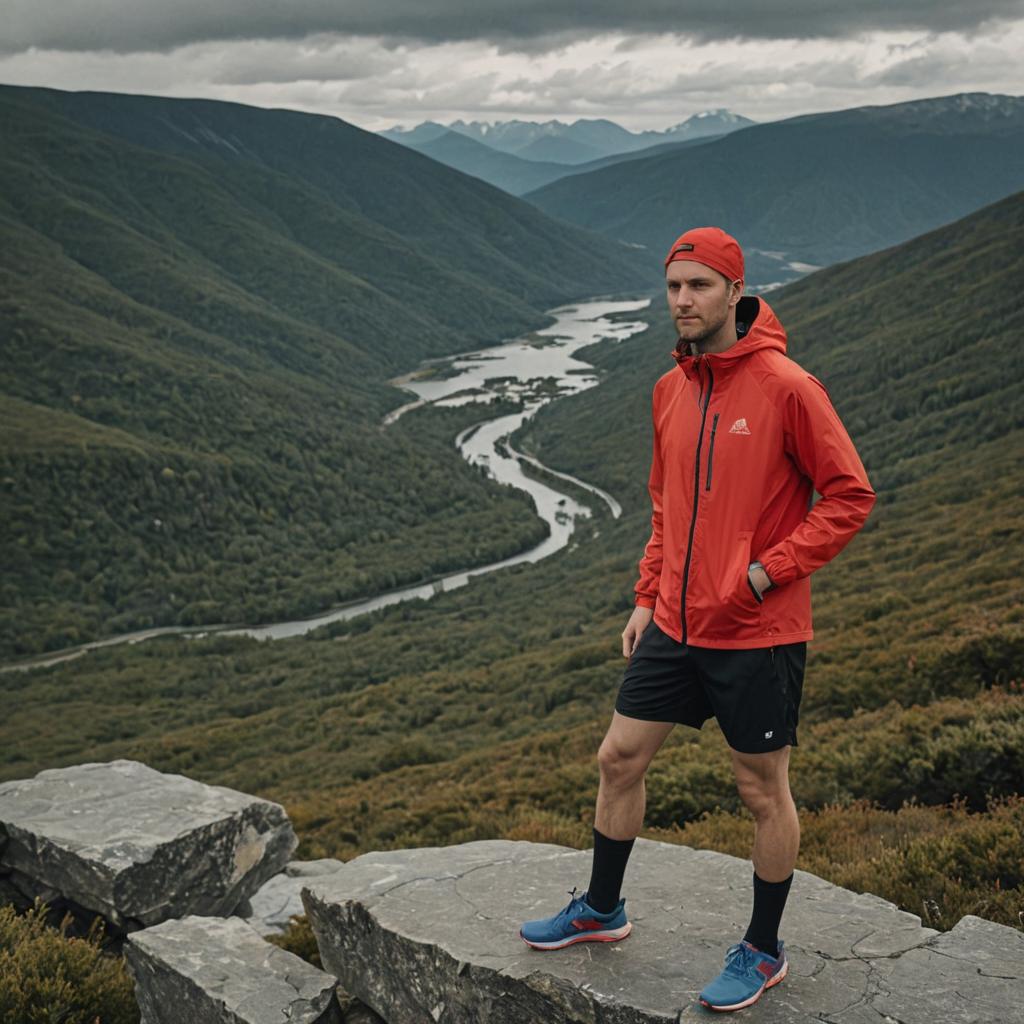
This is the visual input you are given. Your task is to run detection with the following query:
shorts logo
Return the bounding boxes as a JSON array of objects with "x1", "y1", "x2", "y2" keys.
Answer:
[
  {"x1": 764, "y1": 730, "x2": 773, "y2": 739},
  {"x1": 729, "y1": 418, "x2": 751, "y2": 434}
]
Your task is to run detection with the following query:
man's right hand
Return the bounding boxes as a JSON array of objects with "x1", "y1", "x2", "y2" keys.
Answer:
[{"x1": 622, "y1": 605, "x2": 654, "y2": 658}]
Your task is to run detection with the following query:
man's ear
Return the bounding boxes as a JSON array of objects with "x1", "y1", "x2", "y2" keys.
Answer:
[{"x1": 729, "y1": 279, "x2": 744, "y2": 306}]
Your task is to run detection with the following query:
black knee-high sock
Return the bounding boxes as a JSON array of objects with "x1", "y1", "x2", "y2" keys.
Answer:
[
  {"x1": 586, "y1": 827, "x2": 635, "y2": 913},
  {"x1": 743, "y1": 871, "x2": 793, "y2": 958}
]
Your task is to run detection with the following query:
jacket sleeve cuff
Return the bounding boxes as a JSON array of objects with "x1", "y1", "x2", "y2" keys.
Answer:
[
  {"x1": 634, "y1": 594, "x2": 657, "y2": 609},
  {"x1": 757, "y1": 552, "x2": 798, "y2": 588}
]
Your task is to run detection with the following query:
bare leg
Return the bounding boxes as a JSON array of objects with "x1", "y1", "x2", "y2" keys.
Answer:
[
  {"x1": 594, "y1": 711, "x2": 676, "y2": 839},
  {"x1": 730, "y1": 745, "x2": 799, "y2": 881}
]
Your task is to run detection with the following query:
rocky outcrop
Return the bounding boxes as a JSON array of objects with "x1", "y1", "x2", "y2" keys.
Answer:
[
  {"x1": 0, "y1": 759, "x2": 297, "y2": 935},
  {"x1": 301, "y1": 837, "x2": 1024, "y2": 1023},
  {"x1": 4, "y1": 759, "x2": 1020, "y2": 1023},
  {"x1": 124, "y1": 914, "x2": 342, "y2": 1023}
]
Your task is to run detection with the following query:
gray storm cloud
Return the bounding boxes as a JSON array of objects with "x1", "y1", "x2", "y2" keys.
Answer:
[{"x1": 5, "y1": 0, "x2": 1024, "y2": 54}]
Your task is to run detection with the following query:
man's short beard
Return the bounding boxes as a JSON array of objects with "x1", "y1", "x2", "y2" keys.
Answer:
[{"x1": 687, "y1": 307, "x2": 730, "y2": 350}]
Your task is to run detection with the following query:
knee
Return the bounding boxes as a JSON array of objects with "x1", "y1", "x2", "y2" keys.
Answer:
[
  {"x1": 597, "y1": 742, "x2": 646, "y2": 788},
  {"x1": 736, "y1": 778, "x2": 789, "y2": 821}
]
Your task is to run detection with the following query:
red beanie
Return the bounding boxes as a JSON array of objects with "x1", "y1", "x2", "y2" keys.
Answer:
[{"x1": 664, "y1": 226, "x2": 744, "y2": 282}]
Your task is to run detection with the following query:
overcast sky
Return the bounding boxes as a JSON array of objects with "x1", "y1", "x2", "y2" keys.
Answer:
[{"x1": 3, "y1": 1, "x2": 1023, "y2": 131}]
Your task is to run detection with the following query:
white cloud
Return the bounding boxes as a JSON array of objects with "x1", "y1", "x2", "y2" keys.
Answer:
[{"x1": 1, "y1": 23, "x2": 1022, "y2": 131}]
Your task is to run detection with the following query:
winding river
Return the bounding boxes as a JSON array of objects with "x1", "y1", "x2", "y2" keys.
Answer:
[{"x1": 4, "y1": 297, "x2": 650, "y2": 673}]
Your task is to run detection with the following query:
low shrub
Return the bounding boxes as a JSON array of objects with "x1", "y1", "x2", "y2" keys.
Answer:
[
  {"x1": 264, "y1": 913, "x2": 322, "y2": 969},
  {"x1": 650, "y1": 795, "x2": 1024, "y2": 932},
  {"x1": 643, "y1": 689, "x2": 1024, "y2": 826},
  {"x1": 0, "y1": 898, "x2": 138, "y2": 1024}
]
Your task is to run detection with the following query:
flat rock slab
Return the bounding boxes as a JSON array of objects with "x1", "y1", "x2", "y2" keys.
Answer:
[
  {"x1": 124, "y1": 913, "x2": 342, "y2": 1024},
  {"x1": 0, "y1": 759, "x2": 297, "y2": 932},
  {"x1": 302, "y1": 838, "x2": 1024, "y2": 1023},
  {"x1": 868, "y1": 914, "x2": 1023, "y2": 1024}
]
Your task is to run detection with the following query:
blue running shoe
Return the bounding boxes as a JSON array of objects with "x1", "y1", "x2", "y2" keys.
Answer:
[
  {"x1": 699, "y1": 939, "x2": 788, "y2": 1011},
  {"x1": 519, "y1": 887, "x2": 632, "y2": 950}
]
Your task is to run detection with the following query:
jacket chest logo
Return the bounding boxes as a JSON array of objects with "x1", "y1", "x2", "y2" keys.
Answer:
[{"x1": 728, "y1": 417, "x2": 751, "y2": 435}]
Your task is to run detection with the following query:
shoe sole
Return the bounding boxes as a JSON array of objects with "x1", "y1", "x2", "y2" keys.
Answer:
[
  {"x1": 699, "y1": 958, "x2": 788, "y2": 1012},
  {"x1": 520, "y1": 922, "x2": 632, "y2": 950}
]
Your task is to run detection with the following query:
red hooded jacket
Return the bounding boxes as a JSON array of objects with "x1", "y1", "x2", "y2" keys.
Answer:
[{"x1": 634, "y1": 295, "x2": 876, "y2": 648}]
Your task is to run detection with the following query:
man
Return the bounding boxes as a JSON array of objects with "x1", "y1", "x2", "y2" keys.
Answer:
[{"x1": 519, "y1": 226, "x2": 876, "y2": 1012}]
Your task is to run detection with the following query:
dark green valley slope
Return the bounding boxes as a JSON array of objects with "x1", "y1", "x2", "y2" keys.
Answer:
[
  {"x1": 2, "y1": 84, "x2": 652, "y2": 370},
  {"x1": 0, "y1": 87, "x2": 652, "y2": 657}
]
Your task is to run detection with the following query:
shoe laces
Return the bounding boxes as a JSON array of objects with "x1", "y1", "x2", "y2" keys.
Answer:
[
  {"x1": 554, "y1": 886, "x2": 589, "y2": 924},
  {"x1": 722, "y1": 941, "x2": 761, "y2": 978}
]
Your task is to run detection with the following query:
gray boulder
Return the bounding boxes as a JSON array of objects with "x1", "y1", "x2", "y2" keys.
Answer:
[
  {"x1": 0, "y1": 759, "x2": 297, "y2": 934},
  {"x1": 124, "y1": 913, "x2": 342, "y2": 1023},
  {"x1": 301, "y1": 837, "x2": 1024, "y2": 1023},
  {"x1": 240, "y1": 858, "x2": 347, "y2": 936}
]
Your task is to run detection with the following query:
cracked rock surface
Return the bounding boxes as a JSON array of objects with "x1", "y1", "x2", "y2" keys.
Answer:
[
  {"x1": 0, "y1": 759, "x2": 297, "y2": 932},
  {"x1": 124, "y1": 913, "x2": 343, "y2": 1023},
  {"x1": 301, "y1": 838, "x2": 1023, "y2": 1023}
]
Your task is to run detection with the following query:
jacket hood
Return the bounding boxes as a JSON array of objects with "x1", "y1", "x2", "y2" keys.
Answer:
[{"x1": 672, "y1": 295, "x2": 787, "y2": 378}]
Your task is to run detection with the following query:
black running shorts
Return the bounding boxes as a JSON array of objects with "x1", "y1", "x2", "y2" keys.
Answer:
[{"x1": 614, "y1": 620, "x2": 806, "y2": 754}]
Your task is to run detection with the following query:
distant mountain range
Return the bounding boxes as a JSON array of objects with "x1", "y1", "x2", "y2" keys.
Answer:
[
  {"x1": 0, "y1": 84, "x2": 651, "y2": 656},
  {"x1": 381, "y1": 111, "x2": 754, "y2": 190},
  {"x1": 409, "y1": 110, "x2": 753, "y2": 158},
  {"x1": 524, "y1": 92, "x2": 1024, "y2": 289}
]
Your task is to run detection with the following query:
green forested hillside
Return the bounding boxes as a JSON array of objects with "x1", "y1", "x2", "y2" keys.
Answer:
[
  {"x1": 525, "y1": 93, "x2": 1024, "y2": 287},
  {"x1": 0, "y1": 87, "x2": 650, "y2": 656},
  {"x1": 3, "y1": 84, "x2": 650, "y2": 331},
  {"x1": 3, "y1": 195, "x2": 1021, "y2": 930}
]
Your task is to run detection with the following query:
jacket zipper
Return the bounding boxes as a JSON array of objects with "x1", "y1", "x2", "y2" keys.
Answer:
[
  {"x1": 705, "y1": 413, "x2": 720, "y2": 491},
  {"x1": 681, "y1": 360, "x2": 714, "y2": 642}
]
